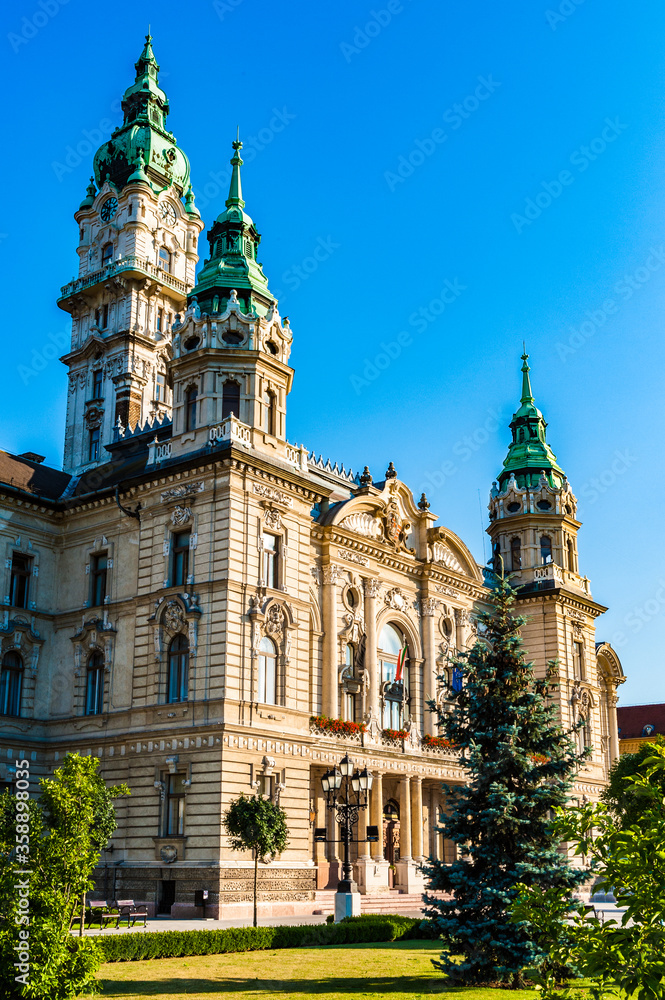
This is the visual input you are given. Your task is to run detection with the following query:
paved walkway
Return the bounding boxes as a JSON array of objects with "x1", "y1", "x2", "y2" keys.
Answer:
[{"x1": 81, "y1": 910, "x2": 426, "y2": 936}]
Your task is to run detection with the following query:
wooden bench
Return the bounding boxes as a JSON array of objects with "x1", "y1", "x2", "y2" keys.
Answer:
[
  {"x1": 87, "y1": 901, "x2": 120, "y2": 929},
  {"x1": 115, "y1": 899, "x2": 148, "y2": 928}
]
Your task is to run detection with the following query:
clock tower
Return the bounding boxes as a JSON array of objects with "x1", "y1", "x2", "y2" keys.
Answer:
[{"x1": 57, "y1": 35, "x2": 204, "y2": 476}]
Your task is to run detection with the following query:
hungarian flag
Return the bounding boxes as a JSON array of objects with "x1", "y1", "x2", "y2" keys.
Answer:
[{"x1": 395, "y1": 644, "x2": 408, "y2": 682}]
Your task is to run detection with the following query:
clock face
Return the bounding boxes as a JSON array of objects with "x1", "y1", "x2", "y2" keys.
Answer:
[
  {"x1": 160, "y1": 202, "x2": 177, "y2": 227},
  {"x1": 100, "y1": 197, "x2": 118, "y2": 222}
]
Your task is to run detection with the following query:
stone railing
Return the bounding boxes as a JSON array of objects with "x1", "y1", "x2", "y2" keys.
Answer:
[
  {"x1": 309, "y1": 716, "x2": 365, "y2": 744},
  {"x1": 284, "y1": 441, "x2": 309, "y2": 473},
  {"x1": 59, "y1": 255, "x2": 189, "y2": 300},
  {"x1": 209, "y1": 415, "x2": 252, "y2": 448}
]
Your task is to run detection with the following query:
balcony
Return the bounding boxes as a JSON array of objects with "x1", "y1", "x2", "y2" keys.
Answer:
[
  {"x1": 58, "y1": 255, "x2": 190, "y2": 304},
  {"x1": 209, "y1": 415, "x2": 252, "y2": 449}
]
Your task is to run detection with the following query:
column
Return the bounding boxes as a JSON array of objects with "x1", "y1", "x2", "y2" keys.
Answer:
[
  {"x1": 364, "y1": 578, "x2": 380, "y2": 726},
  {"x1": 421, "y1": 599, "x2": 438, "y2": 729},
  {"x1": 370, "y1": 772, "x2": 383, "y2": 861},
  {"x1": 314, "y1": 781, "x2": 327, "y2": 865},
  {"x1": 322, "y1": 565, "x2": 339, "y2": 718},
  {"x1": 358, "y1": 789, "x2": 370, "y2": 860},
  {"x1": 411, "y1": 776, "x2": 423, "y2": 861},
  {"x1": 399, "y1": 775, "x2": 412, "y2": 860},
  {"x1": 315, "y1": 776, "x2": 329, "y2": 889},
  {"x1": 608, "y1": 691, "x2": 620, "y2": 763}
]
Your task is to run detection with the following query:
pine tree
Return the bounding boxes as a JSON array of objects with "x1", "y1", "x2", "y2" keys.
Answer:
[{"x1": 422, "y1": 577, "x2": 588, "y2": 986}]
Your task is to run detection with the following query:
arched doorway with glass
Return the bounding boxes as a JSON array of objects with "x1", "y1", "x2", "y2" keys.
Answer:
[{"x1": 378, "y1": 623, "x2": 409, "y2": 731}]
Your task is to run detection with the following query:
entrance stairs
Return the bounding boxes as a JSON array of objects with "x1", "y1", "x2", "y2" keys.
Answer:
[{"x1": 314, "y1": 889, "x2": 426, "y2": 916}]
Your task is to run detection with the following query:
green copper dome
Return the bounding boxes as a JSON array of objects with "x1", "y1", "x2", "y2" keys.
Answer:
[
  {"x1": 497, "y1": 352, "x2": 566, "y2": 491},
  {"x1": 191, "y1": 139, "x2": 275, "y2": 317},
  {"x1": 92, "y1": 35, "x2": 191, "y2": 195}
]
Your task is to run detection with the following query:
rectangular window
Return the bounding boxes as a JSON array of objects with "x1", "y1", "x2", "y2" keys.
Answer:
[
  {"x1": 10, "y1": 555, "x2": 31, "y2": 609},
  {"x1": 90, "y1": 553, "x2": 108, "y2": 606},
  {"x1": 157, "y1": 308, "x2": 163, "y2": 332},
  {"x1": 572, "y1": 641, "x2": 583, "y2": 680},
  {"x1": 171, "y1": 530, "x2": 191, "y2": 587},
  {"x1": 88, "y1": 427, "x2": 100, "y2": 462},
  {"x1": 257, "y1": 774, "x2": 272, "y2": 798},
  {"x1": 102, "y1": 304, "x2": 109, "y2": 328},
  {"x1": 92, "y1": 369, "x2": 103, "y2": 399},
  {"x1": 156, "y1": 373, "x2": 166, "y2": 401},
  {"x1": 344, "y1": 691, "x2": 356, "y2": 723},
  {"x1": 85, "y1": 665, "x2": 104, "y2": 715},
  {"x1": 164, "y1": 774, "x2": 185, "y2": 836},
  {"x1": 262, "y1": 533, "x2": 278, "y2": 589}
]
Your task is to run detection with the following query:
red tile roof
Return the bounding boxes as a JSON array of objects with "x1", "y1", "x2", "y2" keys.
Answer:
[{"x1": 617, "y1": 703, "x2": 665, "y2": 739}]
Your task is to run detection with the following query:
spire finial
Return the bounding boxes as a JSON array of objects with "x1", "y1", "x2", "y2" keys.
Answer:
[
  {"x1": 520, "y1": 346, "x2": 534, "y2": 405},
  {"x1": 226, "y1": 136, "x2": 245, "y2": 209}
]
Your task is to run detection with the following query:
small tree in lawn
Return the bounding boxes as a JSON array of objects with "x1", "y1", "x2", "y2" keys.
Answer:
[
  {"x1": 223, "y1": 794, "x2": 288, "y2": 928},
  {"x1": 0, "y1": 752, "x2": 129, "y2": 1000},
  {"x1": 422, "y1": 576, "x2": 589, "y2": 987}
]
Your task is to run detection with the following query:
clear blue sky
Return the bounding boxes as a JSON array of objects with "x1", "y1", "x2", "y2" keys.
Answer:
[{"x1": 1, "y1": 0, "x2": 663, "y2": 705}]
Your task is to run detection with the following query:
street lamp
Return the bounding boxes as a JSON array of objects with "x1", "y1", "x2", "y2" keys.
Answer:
[{"x1": 319, "y1": 756, "x2": 376, "y2": 896}]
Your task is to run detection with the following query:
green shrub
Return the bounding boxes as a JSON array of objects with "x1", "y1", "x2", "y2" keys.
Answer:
[{"x1": 91, "y1": 915, "x2": 433, "y2": 963}]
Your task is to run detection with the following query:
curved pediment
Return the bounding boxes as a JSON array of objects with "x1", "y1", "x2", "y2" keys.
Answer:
[
  {"x1": 427, "y1": 526, "x2": 483, "y2": 582},
  {"x1": 323, "y1": 477, "x2": 423, "y2": 552},
  {"x1": 595, "y1": 641, "x2": 625, "y2": 684}
]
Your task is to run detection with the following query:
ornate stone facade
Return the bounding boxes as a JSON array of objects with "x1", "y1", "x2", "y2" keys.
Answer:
[{"x1": 0, "y1": 40, "x2": 625, "y2": 920}]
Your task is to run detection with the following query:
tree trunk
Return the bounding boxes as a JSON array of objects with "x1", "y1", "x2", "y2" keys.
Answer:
[
  {"x1": 253, "y1": 850, "x2": 258, "y2": 928},
  {"x1": 79, "y1": 892, "x2": 85, "y2": 937}
]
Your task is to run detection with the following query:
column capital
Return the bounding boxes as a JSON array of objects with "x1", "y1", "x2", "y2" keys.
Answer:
[
  {"x1": 363, "y1": 577, "x2": 381, "y2": 599},
  {"x1": 322, "y1": 564, "x2": 341, "y2": 585}
]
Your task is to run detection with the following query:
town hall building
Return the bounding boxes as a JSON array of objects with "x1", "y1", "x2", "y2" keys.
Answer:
[{"x1": 0, "y1": 37, "x2": 625, "y2": 918}]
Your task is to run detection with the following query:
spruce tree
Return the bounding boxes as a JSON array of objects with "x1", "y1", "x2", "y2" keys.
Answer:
[{"x1": 422, "y1": 577, "x2": 588, "y2": 986}]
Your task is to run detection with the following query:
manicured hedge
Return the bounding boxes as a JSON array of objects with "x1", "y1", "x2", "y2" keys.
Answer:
[{"x1": 92, "y1": 915, "x2": 435, "y2": 962}]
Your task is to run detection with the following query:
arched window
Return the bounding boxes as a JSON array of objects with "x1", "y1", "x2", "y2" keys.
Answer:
[
  {"x1": 158, "y1": 247, "x2": 172, "y2": 273},
  {"x1": 85, "y1": 651, "x2": 104, "y2": 716},
  {"x1": 567, "y1": 538, "x2": 575, "y2": 572},
  {"x1": 540, "y1": 535, "x2": 552, "y2": 565},
  {"x1": 0, "y1": 652, "x2": 22, "y2": 717},
  {"x1": 221, "y1": 380, "x2": 240, "y2": 420},
  {"x1": 167, "y1": 634, "x2": 189, "y2": 704},
  {"x1": 258, "y1": 636, "x2": 277, "y2": 705},
  {"x1": 378, "y1": 623, "x2": 408, "y2": 730},
  {"x1": 510, "y1": 536, "x2": 521, "y2": 571},
  {"x1": 101, "y1": 243, "x2": 114, "y2": 266},
  {"x1": 184, "y1": 386, "x2": 198, "y2": 432},
  {"x1": 263, "y1": 390, "x2": 277, "y2": 436}
]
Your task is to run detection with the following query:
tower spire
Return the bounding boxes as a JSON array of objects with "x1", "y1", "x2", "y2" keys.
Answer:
[
  {"x1": 226, "y1": 136, "x2": 245, "y2": 209},
  {"x1": 496, "y1": 351, "x2": 565, "y2": 491},
  {"x1": 91, "y1": 34, "x2": 192, "y2": 194},
  {"x1": 520, "y1": 345, "x2": 534, "y2": 405}
]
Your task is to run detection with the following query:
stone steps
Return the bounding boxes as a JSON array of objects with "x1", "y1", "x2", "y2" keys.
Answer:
[{"x1": 314, "y1": 889, "x2": 427, "y2": 916}]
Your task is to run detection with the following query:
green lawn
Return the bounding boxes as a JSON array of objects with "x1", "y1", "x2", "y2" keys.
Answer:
[{"x1": 92, "y1": 940, "x2": 542, "y2": 999}]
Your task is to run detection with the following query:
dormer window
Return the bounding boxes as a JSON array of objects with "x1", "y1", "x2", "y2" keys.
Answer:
[
  {"x1": 158, "y1": 247, "x2": 172, "y2": 273},
  {"x1": 540, "y1": 535, "x2": 552, "y2": 565},
  {"x1": 101, "y1": 243, "x2": 114, "y2": 266},
  {"x1": 536, "y1": 499, "x2": 552, "y2": 511}
]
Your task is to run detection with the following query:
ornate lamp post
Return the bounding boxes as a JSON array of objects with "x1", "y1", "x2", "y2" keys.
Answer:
[{"x1": 319, "y1": 755, "x2": 375, "y2": 901}]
